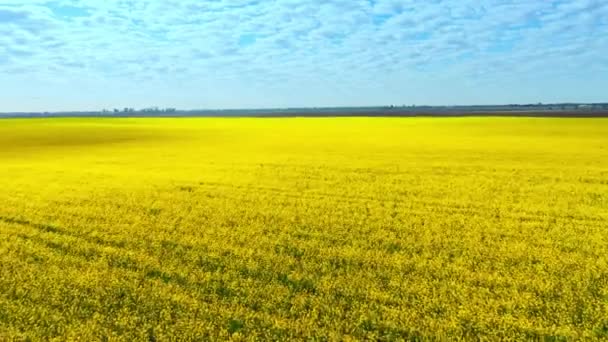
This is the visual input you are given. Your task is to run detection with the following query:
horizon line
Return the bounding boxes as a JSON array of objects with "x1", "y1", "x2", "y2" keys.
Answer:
[{"x1": 2, "y1": 102, "x2": 608, "y2": 115}]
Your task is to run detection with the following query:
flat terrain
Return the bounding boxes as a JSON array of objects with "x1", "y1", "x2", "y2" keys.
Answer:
[{"x1": 1, "y1": 117, "x2": 607, "y2": 340}]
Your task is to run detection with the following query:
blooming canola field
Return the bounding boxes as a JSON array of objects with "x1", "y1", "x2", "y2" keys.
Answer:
[{"x1": 0, "y1": 117, "x2": 607, "y2": 340}]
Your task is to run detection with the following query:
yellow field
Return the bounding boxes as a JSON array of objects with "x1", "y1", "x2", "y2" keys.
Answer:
[{"x1": 1, "y1": 117, "x2": 607, "y2": 340}]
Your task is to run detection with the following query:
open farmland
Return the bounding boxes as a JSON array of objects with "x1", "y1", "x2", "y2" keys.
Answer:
[{"x1": 0, "y1": 117, "x2": 607, "y2": 340}]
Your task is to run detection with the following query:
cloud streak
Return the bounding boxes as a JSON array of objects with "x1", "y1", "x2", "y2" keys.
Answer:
[{"x1": 0, "y1": 0, "x2": 607, "y2": 111}]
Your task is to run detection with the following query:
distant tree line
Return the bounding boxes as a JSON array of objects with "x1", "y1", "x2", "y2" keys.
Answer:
[{"x1": 101, "y1": 107, "x2": 177, "y2": 114}]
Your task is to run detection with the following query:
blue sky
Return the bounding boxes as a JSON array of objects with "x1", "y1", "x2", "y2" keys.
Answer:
[{"x1": 0, "y1": 0, "x2": 607, "y2": 112}]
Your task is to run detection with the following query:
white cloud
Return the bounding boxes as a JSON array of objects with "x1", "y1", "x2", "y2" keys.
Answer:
[{"x1": 0, "y1": 0, "x2": 606, "y2": 111}]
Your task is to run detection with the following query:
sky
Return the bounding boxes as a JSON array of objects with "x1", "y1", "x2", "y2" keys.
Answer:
[{"x1": 0, "y1": 0, "x2": 607, "y2": 112}]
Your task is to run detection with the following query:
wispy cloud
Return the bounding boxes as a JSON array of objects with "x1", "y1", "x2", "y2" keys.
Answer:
[{"x1": 0, "y1": 0, "x2": 606, "y2": 111}]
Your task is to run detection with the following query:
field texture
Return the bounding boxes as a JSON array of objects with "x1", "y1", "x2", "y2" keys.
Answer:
[{"x1": 1, "y1": 117, "x2": 607, "y2": 340}]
